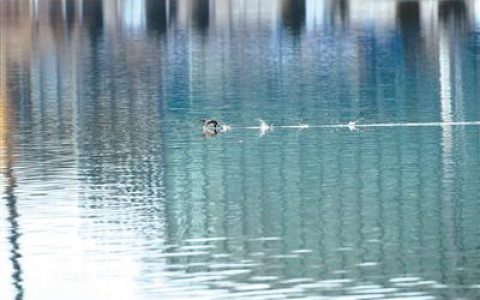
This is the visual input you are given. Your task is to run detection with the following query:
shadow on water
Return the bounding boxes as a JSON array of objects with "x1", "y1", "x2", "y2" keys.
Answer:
[{"x1": 281, "y1": 0, "x2": 306, "y2": 35}]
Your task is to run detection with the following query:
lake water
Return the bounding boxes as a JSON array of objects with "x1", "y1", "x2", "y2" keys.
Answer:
[{"x1": 1, "y1": 0, "x2": 480, "y2": 299}]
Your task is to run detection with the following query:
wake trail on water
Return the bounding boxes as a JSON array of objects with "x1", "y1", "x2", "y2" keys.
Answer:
[{"x1": 222, "y1": 120, "x2": 480, "y2": 134}]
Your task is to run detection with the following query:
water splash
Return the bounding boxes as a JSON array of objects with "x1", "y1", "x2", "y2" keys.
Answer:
[
  {"x1": 347, "y1": 121, "x2": 357, "y2": 131},
  {"x1": 240, "y1": 119, "x2": 273, "y2": 136},
  {"x1": 220, "y1": 124, "x2": 231, "y2": 132}
]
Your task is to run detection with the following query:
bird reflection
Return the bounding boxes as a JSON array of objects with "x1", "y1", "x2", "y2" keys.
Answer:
[{"x1": 202, "y1": 127, "x2": 218, "y2": 138}]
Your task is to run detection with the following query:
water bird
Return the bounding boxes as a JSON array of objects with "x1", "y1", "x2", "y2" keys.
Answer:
[
  {"x1": 201, "y1": 119, "x2": 229, "y2": 138},
  {"x1": 201, "y1": 119, "x2": 219, "y2": 129}
]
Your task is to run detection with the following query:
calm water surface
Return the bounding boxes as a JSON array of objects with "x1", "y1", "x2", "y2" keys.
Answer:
[{"x1": 1, "y1": 0, "x2": 480, "y2": 299}]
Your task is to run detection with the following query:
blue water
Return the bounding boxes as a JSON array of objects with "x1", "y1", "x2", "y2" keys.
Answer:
[{"x1": 1, "y1": 0, "x2": 480, "y2": 299}]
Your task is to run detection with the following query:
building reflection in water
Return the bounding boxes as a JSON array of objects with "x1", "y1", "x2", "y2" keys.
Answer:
[
  {"x1": 282, "y1": 0, "x2": 306, "y2": 35},
  {"x1": 1, "y1": 0, "x2": 480, "y2": 299},
  {"x1": 146, "y1": 0, "x2": 167, "y2": 35},
  {"x1": 397, "y1": 1, "x2": 421, "y2": 69},
  {"x1": 439, "y1": 0, "x2": 468, "y2": 30},
  {"x1": 192, "y1": 0, "x2": 209, "y2": 34},
  {"x1": 83, "y1": 0, "x2": 103, "y2": 36},
  {"x1": 438, "y1": 0, "x2": 469, "y2": 289},
  {"x1": 331, "y1": 0, "x2": 350, "y2": 28}
]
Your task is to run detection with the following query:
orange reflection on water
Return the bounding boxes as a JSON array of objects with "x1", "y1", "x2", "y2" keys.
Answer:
[{"x1": 0, "y1": 28, "x2": 15, "y2": 178}]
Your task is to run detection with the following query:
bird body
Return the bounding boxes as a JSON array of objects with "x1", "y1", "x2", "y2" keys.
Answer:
[
  {"x1": 201, "y1": 119, "x2": 219, "y2": 129},
  {"x1": 201, "y1": 119, "x2": 221, "y2": 138}
]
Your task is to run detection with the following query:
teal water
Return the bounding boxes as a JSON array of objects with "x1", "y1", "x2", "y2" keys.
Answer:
[{"x1": 1, "y1": 0, "x2": 480, "y2": 299}]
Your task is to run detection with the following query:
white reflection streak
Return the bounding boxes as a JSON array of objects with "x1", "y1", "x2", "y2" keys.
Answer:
[
  {"x1": 123, "y1": 0, "x2": 146, "y2": 30},
  {"x1": 32, "y1": 0, "x2": 39, "y2": 23},
  {"x1": 62, "y1": 0, "x2": 67, "y2": 21},
  {"x1": 439, "y1": 16, "x2": 459, "y2": 281},
  {"x1": 476, "y1": 0, "x2": 480, "y2": 29},
  {"x1": 439, "y1": 21, "x2": 453, "y2": 177},
  {"x1": 78, "y1": 0, "x2": 83, "y2": 24}
]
